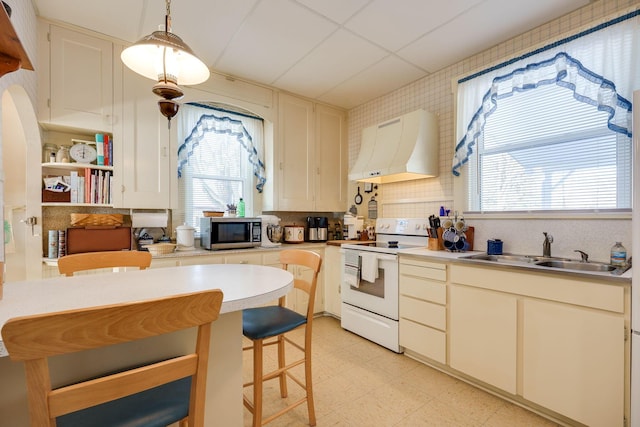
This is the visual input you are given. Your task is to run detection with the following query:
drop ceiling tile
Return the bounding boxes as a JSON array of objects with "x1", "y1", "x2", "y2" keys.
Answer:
[
  {"x1": 345, "y1": 0, "x2": 483, "y2": 52},
  {"x1": 318, "y1": 55, "x2": 426, "y2": 108},
  {"x1": 167, "y1": 0, "x2": 259, "y2": 67},
  {"x1": 214, "y1": 0, "x2": 337, "y2": 83},
  {"x1": 35, "y1": 0, "x2": 143, "y2": 42},
  {"x1": 296, "y1": 0, "x2": 370, "y2": 24},
  {"x1": 274, "y1": 29, "x2": 387, "y2": 99},
  {"x1": 399, "y1": 0, "x2": 590, "y2": 72}
]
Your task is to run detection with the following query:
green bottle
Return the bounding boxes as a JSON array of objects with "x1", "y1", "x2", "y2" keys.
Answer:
[{"x1": 237, "y1": 198, "x2": 245, "y2": 217}]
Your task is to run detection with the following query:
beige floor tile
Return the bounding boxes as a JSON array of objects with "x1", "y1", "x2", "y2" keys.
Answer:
[{"x1": 242, "y1": 316, "x2": 559, "y2": 427}]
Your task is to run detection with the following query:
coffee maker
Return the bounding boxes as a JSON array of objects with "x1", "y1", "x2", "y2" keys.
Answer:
[
  {"x1": 317, "y1": 217, "x2": 328, "y2": 241},
  {"x1": 306, "y1": 216, "x2": 318, "y2": 242},
  {"x1": 306, "y1": 216, "x2": 329, "y2": 242}
]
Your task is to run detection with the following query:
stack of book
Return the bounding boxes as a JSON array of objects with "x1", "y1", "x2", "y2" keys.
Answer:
[{"x1": 69, "y1": 169, "x2": 112, "y2": 204}]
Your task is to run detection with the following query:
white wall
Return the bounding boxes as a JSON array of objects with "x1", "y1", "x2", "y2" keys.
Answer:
[
  {"x1": 0, "y1": 1, "x2": 38, "y2": 267},
  {"x1": 347, "y1": 0, "x2": 636, "y2": 262}
]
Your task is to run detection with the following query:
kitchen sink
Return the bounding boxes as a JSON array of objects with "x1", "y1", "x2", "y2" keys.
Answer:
[
  {"x1": 464, "y1": 253, "x2": 566, "y2": 264},
  {"x1": 534, "y1": 260, "x2": 616, "y2": 272},
  {"x1": 462, "y1": 253, "x2": 617, "y2": 273}
]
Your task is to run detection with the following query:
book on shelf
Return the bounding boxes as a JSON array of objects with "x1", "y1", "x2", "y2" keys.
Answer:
[{"x1": 95, "y1": 133, "x2": 105, "y2": 166}]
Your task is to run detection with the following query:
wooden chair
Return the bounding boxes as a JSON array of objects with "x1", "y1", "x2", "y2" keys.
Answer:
[
  {"x1": 57, "y1": 250, "x2": 152, "y2": 276},
  {"x1": 242, "y1": 249, "x2": 322, "y2": 426},
  {"x1": 1, "y1": 289, "x2": 224, "y2": 427}
]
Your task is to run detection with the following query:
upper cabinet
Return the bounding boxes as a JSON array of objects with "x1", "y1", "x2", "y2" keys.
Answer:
[
  {"x1": 265, "y1": 93, "x2": 347, "y2": 212},
  {"x1": 111, "y1": 58, "x2": 175, "y2": 209},
  {"x1": 37, "y1": 22, "x2": 115, "y2": 133}
]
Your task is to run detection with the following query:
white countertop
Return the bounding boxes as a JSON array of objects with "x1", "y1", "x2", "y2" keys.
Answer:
[{"x1": 0, "y1": 264, "x2": 294, "y2": 357}]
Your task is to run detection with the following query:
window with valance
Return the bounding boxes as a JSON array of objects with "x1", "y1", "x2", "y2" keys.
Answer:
[
  {"x1": 453, "y1": 10, "x2": 640, "y2": 213},
  {"x1": 177, "y1": 103, "x2": 265, "y2": 231}
]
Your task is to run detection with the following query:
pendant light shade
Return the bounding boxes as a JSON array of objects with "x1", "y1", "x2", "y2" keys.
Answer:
[
  {"x1": 120, "y1": 30, "x2": 209, "y2": 86},
  {"x1": 120, "y1": 0, "x2": 209, "y2": 125}
]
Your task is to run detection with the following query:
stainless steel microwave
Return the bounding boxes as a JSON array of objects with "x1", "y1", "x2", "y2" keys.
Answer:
[{"x1": 200, "y1": 217, "x2": 262, "y2": 250}]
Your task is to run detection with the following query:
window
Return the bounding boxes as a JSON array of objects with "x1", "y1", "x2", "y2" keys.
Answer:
[
  {"x1": 178, "y1": 104, "x2": 265, "y2": 232},
  {"x1": 454, "y1": 11, "x2": 639, "y2": 214},
  {"x1": 467, "y1": 84, "x2": 631, "y2": 212}
]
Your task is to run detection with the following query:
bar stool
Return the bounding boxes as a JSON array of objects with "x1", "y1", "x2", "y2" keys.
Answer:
[{"x1": 242, "y1": 249, "x2": 322, "y2": 426}]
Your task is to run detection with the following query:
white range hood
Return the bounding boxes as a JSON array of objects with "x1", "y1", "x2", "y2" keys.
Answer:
[{"x1": 349, "y1": 109, "x2": 439, "y2": 184}]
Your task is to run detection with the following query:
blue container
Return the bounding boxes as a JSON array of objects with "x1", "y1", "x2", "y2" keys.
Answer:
[{"x1": 487, "y1": 239, "x2": 503, "y2": 255}]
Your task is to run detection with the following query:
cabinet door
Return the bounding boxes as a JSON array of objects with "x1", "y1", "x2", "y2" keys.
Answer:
[
  {"x1": 276, "y1": 94, "x2": 314, "y2": 211},
  {"x1": 47, "y1": 25, "x2": 113, "y2": 131},
  {"x1": 114, "y1": 66, "x2": 172, "y2": 208},
  {"x1": 522, "y1": 299, "x2": 624, "y2": 426},
  {"x1": 323, "y1": 245, "x2": 342, "y2": 316},
  {"x1": 449, "y1": 284, "x2": 517, "y2": 394},
  {"x1": 314, "y1": 105, "x2": 347, "y2": 211}
]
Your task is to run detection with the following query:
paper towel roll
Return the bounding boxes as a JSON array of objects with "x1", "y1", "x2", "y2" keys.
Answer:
[{"x1": 131, "y1": 212, "x2": 168, "y2": 228}]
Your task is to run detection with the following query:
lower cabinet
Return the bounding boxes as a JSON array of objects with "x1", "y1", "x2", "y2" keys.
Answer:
[
  {"x1": 399, "y1": 257, "x2": 447, "y2": 364},
  {"x1": 521, "y1": 299, "x2": 625, "y2": 427},
  {"x1": 447, "y1": 264, "x2": 628, "y2": 427},
  {"x1": 449, "y1": 284, "x2": 517, "y2": 394},
  {"x1": 323, "y1": 245, "x2": 342, "y2": 317}
]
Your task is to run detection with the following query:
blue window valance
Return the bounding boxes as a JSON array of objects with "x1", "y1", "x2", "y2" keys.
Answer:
[{"x1": 178, "y1": 112, "x2": 267, "y2": 192}]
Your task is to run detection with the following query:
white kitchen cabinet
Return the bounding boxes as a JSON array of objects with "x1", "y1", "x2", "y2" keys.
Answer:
[
  {"x1": 38, "y1": 22, "x2": 114, "y2": 132},
  {"x1": 265, "y1": 93, "x2": 346, "y2": 211},
  {"x1": 522, "y1": 299, "x2": 624, "y2": 427},
  {"x1": 448, "y1": 263, "x2": 629, "y2": 425},
  {"x1": 449, "y1": 284, "x2": 518, "y2": 394},
  {"x1": 399, "y1": 256, "x2": 447, "y2": 364},
  {"x1": 112, "y1": 60, "x2": 175, "y2": 209},
  {"x1": 323, "y1": 245, "x2": 342, "y2": 317},
  {"x1": 314, "y1": 104, "x2": 348, "y2": 211}
]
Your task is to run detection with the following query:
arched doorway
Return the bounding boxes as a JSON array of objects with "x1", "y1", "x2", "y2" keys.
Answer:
[{"x1": 1, "y1": 85, "x2": 42, "y2": 281}]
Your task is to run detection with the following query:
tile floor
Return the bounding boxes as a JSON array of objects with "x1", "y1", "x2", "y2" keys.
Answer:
[{"x1": 242, "y1": 316, "x2": 560, "y2": 426}]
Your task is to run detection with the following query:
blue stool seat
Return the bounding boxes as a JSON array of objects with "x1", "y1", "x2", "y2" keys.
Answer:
[
  {"x1": 243, "y1": 306, "x2": 307, "y2": 340},
  {"x1": 57, "y1": 377, "x2": 191, "y2": 427}
]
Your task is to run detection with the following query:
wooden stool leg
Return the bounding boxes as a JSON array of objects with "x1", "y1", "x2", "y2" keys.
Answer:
[
  {"x1": 253, "y1": 339, "x2": 264, "y2": 427},
  {"x1": 305, "y1": 331, "x2": 316, "y2": 426},
  {"x1": 277, "y1": 334, "x2": 288, "y2": 398}
]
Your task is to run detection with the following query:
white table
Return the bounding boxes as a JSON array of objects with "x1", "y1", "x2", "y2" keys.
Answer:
[{"x1": 0, "y1": 264, "x2": 293, "y2": 426}]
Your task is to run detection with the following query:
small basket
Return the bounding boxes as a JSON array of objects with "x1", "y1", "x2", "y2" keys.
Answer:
[
  {"x1": 71, "y1": 213, "x2": 124, "y2": 227},
  {"x1": 143, "y1": 242, "x2": 176, "y2": 256},
  {"x1": 203, "y1": 211, "x2": 224, "y2": 217}
]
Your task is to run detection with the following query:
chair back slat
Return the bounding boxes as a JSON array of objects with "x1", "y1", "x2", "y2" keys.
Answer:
[
  {"x1": 2, "y1": 291, "x2": 222, "y2": 360},
  {"x1": 58, "y1": 251, "x2": 152, "y2": 276}
]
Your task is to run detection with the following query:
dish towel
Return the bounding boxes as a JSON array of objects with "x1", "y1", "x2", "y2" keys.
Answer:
[
  {"x1": 360, "y1": 252, "x2": 379, "y2": 283},
  {"x1": 344, "y1": 265, "x2": 360, "y2": 288}
]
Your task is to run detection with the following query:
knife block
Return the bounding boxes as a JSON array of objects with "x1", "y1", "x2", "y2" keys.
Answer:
[{"x1": 428, "y1": 228, "x2": 443, "y2": 251}]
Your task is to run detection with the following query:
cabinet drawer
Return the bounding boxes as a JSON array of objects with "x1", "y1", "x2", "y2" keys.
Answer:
[
  {"x1": 400, "y1": 296, "x2": 446, "y2": 330},
  {"x1": 225, "y1": 253, "x2": 262, "y2": 265},
  {"x1": 400, "y1": 275, "x2": 446, "y2": 304},
  {"x1": 400, "y1": 319, "x2": 446, "y2": 364},
  {"x1": 400, "y1": 263, "x2": 446, "y2": 282},
  {"x1": 262, "y1": 252, "x2": 282, "y2": 266}
]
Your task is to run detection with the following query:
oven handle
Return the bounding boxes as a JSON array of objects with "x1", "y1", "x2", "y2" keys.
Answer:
[
  {"x1": 357, "y1": 252, "x2": 398, "y2": 262},
  {"x1": 339, "y1": 248, "x2": 398, "y2": 262}
]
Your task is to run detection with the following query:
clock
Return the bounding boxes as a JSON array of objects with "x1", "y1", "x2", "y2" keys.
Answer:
[{"x1": 70, "y1": 142, "x2": 97, "y2": 163}]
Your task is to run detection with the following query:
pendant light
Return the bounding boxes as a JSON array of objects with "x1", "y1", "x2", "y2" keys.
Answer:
[{"x1": 121, "y1": 0, "x2": 209, "y2": 126}]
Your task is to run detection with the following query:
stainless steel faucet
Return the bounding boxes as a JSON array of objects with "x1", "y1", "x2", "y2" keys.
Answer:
[
  {"x1": 574, "y1": 250, "x2": 589, "y2": 262},
  {"x1": 542, "y1": 232, "x2": 553, "y2": 257}
]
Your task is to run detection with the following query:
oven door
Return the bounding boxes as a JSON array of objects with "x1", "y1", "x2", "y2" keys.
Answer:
[{"x1": 341, "y1": 249, "x2": 399, "y2": 320}]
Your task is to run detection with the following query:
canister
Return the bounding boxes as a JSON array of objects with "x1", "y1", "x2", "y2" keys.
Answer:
[
  {"x1": 487, "y1": 239, "x2": 503, "y2": 255},
  {"x1": 176, "y1": 223, "x2": 195, "y2": 249}
]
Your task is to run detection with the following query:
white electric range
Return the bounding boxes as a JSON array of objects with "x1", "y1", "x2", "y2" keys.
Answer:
[{"x1": 341, "y1": 218, "x2": 430, "y2": 352}]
